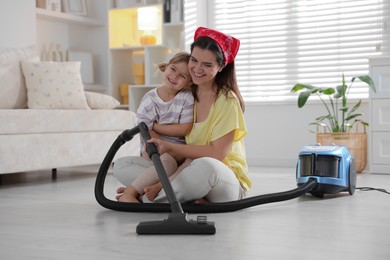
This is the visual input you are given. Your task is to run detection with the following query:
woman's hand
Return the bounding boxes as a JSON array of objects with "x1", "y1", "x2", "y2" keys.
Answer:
[
  {"x1": 147, "y1": 138, "x2": 171, "y2": 155},
  {"x1": 148, "y1": 138, "x2": 188, "y2": 161}
]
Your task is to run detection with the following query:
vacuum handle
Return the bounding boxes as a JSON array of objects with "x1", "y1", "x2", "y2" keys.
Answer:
[
  {"x1": 121, "y1": 125, "x2": 142, "y2": 142},
  {"x1": 138, "y1": 122, "x2": 159, "y2": 158}
]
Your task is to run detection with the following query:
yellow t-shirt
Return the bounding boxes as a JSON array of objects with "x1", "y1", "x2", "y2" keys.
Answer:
[{"x1": 185, "y1": 91, "x2": 252, "y2": 191}]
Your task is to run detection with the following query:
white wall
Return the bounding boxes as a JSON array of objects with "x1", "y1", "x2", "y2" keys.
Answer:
[
  {"x1": 0, "y1": 0, "x2": 36, "y2": 48},
  {"x1": 0, "y1": 1, "x2": 373, "y2": 169},
  {"x1": 245, "y1": 101, "x2": 369, "y2": 168}
]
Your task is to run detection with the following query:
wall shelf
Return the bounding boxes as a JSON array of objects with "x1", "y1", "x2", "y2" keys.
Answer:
[
  {"x1": 35, "y1": 4, "x2": 108, "y2": 98},
  {"x1": 163, "y1": 22, "x2": 184, "y2": 27},
  {"x1": 36, "y1": 8, "x2": 103, "y2": 26}
]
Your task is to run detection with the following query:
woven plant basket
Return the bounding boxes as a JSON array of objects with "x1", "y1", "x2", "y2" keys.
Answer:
[{"x1": 316, "y1": 132, "x2": 367, "y2": 173}]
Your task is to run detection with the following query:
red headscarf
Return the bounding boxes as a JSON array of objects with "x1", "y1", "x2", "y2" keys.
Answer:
[{"x1": 194, "y1": 27, "x2": 240, "y2": 65}]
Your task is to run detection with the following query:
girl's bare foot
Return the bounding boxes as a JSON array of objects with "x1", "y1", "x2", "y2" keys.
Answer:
[
  {"x1": 115, "y1": 186, "x2": 140, "y2": 203},
  {"x1": 116, "y1": 186, "x2": 126, "y2": 194},
  {"x1": 144, "y1": 182, "x2": 162, "y2": 201}
]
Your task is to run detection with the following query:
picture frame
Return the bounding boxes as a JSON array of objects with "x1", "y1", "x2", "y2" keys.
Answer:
[
  {"x1": 36, "y1": 0, "x2": 61, "y2": 12},
  {"x1": 63, "y1": 0, "x2": 87, "y2": 16}
]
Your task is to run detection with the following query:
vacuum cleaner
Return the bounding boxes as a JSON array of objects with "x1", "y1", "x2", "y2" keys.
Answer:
[
  {"x1": 296, "y1": 145, "x2": 356, "y2": 198},
  {"x1": 94, "y1": 123, "x2": 356, "y2": 235}
]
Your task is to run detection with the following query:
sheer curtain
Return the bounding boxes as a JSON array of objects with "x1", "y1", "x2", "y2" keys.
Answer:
[{"x1": 208, "y1": 0, "x2": 387, "y2": 102}]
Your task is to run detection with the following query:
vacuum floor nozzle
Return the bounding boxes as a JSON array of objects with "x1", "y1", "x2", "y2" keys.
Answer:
[{"x1": 136, "y1": 212, "x2": 216, "y2": 235}]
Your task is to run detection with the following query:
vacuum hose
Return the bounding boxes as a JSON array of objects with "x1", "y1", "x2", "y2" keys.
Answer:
[{"x1": 94, "y1": 123, "x2": 318, "y2": 213}]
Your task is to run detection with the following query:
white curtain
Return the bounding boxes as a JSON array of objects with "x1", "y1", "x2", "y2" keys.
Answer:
[{"x1": 208, "y1": 0, "x2": 387, "y2": 102}]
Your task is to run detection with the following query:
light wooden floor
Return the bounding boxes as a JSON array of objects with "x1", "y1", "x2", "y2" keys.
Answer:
[{"x1": 0, "y1": 165, "x2": 389, "y2": 260}]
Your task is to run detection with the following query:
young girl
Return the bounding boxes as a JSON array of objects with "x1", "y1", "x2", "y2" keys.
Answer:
[
  {"x1": 114, "y1": 27, "x2": 251, "y2": 204},
  {"x1": 115, "y1": 52, "x2": 195, "y2": 203}
]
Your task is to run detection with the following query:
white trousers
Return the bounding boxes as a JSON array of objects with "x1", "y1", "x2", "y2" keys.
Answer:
[{"x1": 113, "y1": 156, "x2": 246, "y2": 203}]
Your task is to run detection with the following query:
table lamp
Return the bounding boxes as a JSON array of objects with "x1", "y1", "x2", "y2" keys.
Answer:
[{"x1": 137, "y1": 7, "x2": 158, "y2": 45}]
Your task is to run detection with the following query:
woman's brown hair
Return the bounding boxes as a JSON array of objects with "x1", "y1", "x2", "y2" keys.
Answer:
[{"x1": 190, "y1": 37, "x2": 245, "y2": 112}]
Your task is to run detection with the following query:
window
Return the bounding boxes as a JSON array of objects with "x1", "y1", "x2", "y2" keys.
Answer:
[{"x1": 208, "y1": 0, "x2": 387, "y2": 102}]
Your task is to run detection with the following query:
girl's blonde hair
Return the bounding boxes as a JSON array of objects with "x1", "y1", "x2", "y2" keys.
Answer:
[{"x1": 158, "y1": 52, "x2": 192, "y2": 72}]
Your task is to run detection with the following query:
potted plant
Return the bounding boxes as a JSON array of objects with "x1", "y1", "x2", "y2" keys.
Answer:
[{"x1": 291, "y1": 74, "x2": 376, "y2": 173}]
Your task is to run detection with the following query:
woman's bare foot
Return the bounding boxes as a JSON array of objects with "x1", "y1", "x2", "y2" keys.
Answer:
[
  {"x1": 144, "y1": 182, "x2": 162, "y2": 201},
  {"x1": 116, "y1": 193, "x2": 140, "y2": 203},
  {"x1": 115, "y1": 186, "x2": 141, "y2": 203},
  {"x1": 194, "y1": 197, "x2": 208, "y2": 204}
]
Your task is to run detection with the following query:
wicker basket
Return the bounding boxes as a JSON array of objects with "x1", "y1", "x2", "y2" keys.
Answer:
[{"x1": 316, "y1": 132, "x2": 367, "y2": 173}]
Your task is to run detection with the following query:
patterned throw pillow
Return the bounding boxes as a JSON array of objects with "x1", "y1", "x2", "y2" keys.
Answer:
[{"x1": 21, "y1": 61, "x2": 90, "y2": 110}]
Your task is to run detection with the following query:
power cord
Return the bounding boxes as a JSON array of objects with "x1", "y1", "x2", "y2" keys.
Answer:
[{"x1": 356, "y1": 187, "x2": 390, "y2": 195}]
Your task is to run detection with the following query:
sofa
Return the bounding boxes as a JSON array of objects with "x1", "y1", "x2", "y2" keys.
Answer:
[{"x1": 0, "y1": 45, "x2": 139, "y2": 174}]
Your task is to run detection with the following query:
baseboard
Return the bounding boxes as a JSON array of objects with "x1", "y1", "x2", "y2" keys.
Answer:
[{"x1": 247, "y1": 157, "x2": 297, "y2": 168}]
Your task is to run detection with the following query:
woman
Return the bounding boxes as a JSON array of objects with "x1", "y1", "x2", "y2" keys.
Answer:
[{"x1": 113, "y1": 27, "x2": 251, "y2": 203}]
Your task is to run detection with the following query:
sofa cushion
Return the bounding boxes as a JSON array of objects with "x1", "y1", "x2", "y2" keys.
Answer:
[
  {"x1": 85, "y1": 91, "x2": 120, "y2": 109},
  {"x1": 0, "y1": 45, "x2": 38, "y2": 109},
  {"x1": 0, "y1": 109, "x2": 136, "y2": 135},
  {"x1": 21, "y1": 61, "x2": 90, "y2": 110}
]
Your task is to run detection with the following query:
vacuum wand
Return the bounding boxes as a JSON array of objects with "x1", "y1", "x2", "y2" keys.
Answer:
[{"x1": 138, "y1": 122, "x2": 184, "y2": 214}]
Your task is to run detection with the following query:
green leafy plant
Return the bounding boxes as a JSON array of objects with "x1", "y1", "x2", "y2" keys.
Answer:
[{"x1": 291, "y1": 74, "x2": 376, "y2": 132}]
